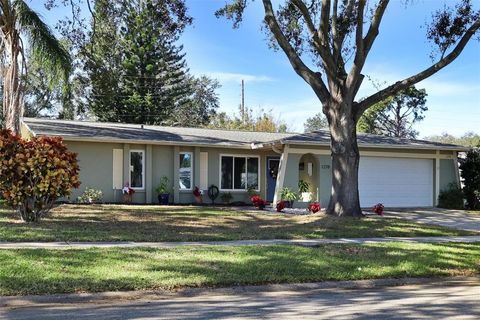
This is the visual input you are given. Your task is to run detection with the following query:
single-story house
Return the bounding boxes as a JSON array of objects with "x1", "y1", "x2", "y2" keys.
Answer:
[{"x1": 21, "y1": 117, "x2": 466, "y2": 208}]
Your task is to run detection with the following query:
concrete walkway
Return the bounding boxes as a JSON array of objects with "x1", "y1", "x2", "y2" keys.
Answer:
[
  {"x1": 2, "y1": 277, "x2": 479, "y2": 319},
  {"x1": 1, "y1": 235, "x2": 480, "y2": 249},
  {"x1": 387, "y1": 208, "x2": 480, "y2": 232}
]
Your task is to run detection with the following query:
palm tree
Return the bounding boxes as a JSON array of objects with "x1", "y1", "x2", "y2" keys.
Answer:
[{"x1": 0, "y1": 0, "x2": 71, "y2": 134}]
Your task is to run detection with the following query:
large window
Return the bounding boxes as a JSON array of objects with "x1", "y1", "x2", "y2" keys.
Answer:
[
  {"x1": 179, "y1": 152, "x2": 193, "y2": 190},
  {"x1": 130, "y1": 150, "x2": 144, "y2": 189},
  {"x1": 220, "y1": 155, "x2": 259, "y2": 190}
]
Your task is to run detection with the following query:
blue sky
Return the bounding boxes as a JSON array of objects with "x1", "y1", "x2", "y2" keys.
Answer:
[{"x1": 30, "y1": 0, "x2": 480, "y2": 137}]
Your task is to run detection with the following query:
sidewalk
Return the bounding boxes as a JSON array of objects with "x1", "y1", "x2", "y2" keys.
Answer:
[{"x1": 1, "y1": 235, "x2": 480, "y2": 249}]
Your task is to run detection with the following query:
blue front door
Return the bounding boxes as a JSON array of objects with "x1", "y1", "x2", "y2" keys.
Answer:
[{"x1": 266, "y1": 157, "x2": 280, "y2": 202}]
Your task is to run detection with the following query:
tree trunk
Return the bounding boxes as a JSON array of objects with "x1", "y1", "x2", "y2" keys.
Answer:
[
  {"x1": 326, "y1": 101, "x2": 363, "y2": 217},
  {"x1": 3, "y1": 34, "x2": 23, "y2": 134}
]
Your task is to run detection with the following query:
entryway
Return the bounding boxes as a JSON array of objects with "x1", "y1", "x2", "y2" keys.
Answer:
[{"x1": 266, "y1": 156, "x2": 280, "y2": 202}]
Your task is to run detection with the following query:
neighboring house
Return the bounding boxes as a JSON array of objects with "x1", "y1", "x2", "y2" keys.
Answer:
[{"x1": 21, "y1": 118, "x2": 466, "y2": 208}]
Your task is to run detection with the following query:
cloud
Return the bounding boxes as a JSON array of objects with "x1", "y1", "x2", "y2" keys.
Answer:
[{"x1": 202, "y1": 72, "x2": 275, "y2": 83}]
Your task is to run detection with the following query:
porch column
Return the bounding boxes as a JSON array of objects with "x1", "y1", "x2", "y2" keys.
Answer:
[
  {"x1": 434, "y1": 151, "x2": 440, "y2": 206},
  {"x1": 453, "y1": 151, "x2": 461, "y2": 187},
  {"x1": 123, "y1": 144, "x2": 130, "y2": 186},
  {"x1": 145, "y1": 145, "x2": 153, "y2": 203},
  {"x1": 273, "y1": 145, "x2": 289, "y2": 205},
  {"x1": 173, "y1": 146, "x2": 180, "y2": 203}
]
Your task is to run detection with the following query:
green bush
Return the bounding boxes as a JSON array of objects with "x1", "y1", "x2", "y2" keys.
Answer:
[
  {"x1": 438, "y1": 183, "x2": 464, "y2": 209},
  {"x1": 459, "y1": 148, "x2": 480, "y2": 210},
  {"x1": 78, "y1": 188, "x2": 103, "y2": 204}
]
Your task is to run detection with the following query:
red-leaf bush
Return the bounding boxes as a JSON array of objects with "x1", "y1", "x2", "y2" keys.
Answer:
[
  {"x1": 372, "y1": 203, "x2": 385, "y2": 216},
  {"x1": 308, "y1": 202, "x2": 321, "y2": 213},
  {"x1": 276, "y1": 200, "x2": 286, "y2": 212},
  {"x1": 251, "y1": 195, "x2": 267, "y2": 209},
  {"x1": 0, "y1": 130, "x2": 80, "y2": 222}
]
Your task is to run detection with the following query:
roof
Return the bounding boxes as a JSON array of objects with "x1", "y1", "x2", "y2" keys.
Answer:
[{"x1": 22, "y1": 117, "x2": 467, "y2": 151}]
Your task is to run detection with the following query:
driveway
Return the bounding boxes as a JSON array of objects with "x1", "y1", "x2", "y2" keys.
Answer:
[
  {"x1": 386, "y1": 208, "x2": 480, "y2": 232},
  {"x1": 2, "y1": 278, "x2": 479, "y2": 319}
]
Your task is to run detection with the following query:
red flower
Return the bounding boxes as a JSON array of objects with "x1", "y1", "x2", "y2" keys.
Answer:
[
  {"x1": 251, "y1": 195, "x2": 267, "y2": 209},
  {"x1": 308, "y1": 202, "x2": 321, "y2": 213},
  {"x1": 372, "y1": 203, "x2": 384, "y2": 216},
  {"x1": 276, "y1": 201, "x2": 286, "y2": 212},
  {"x1": 193, "y1": 186, "x2": 202, "y2": 197}
]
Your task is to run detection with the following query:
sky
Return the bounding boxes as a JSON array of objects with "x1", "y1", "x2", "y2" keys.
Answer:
[{"x1": 29, "y1": 0, "x2": 480, "y2": 137}]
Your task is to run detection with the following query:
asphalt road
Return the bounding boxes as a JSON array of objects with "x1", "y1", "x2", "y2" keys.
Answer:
[{"x1": 2, "y1": 279, "x2": 479, "y2": 320}]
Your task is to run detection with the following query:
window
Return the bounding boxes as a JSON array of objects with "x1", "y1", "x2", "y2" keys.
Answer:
[
  {"x1": 179, "y1": 152, "x2": 193, "y2": 190},
  {"x1": 130, "y1": 150, "x2": 144, "y2": 189},
  {"x1": 220, "y1": 155, "x2": 259, "y2": 190}
]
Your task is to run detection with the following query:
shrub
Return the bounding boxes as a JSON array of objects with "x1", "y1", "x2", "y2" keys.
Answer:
[
  {"x1": 276, "y1": 200, "x2": 286, "y2": 212},
  {"x1": 280, "y1": 187, "x2": 298, "y2": 201},
  {"x1": 308, "y1": 202, "x2": 321, "y2": 213},
  {"x1": 250, "y1": 195, "x2": 267, "y2": 209},
  {"x1": 0, "y1": 130, "x2": 80, "y2": 222},
  {"x1": 438, "y1": 183, "x2": 464, "y2": 209},
  {"x1": 372, "y1": 203, "x2": 384, "y2": 216},
  {"x1": 78, "y1": 188, "x2": 103, "y2": 204},
  {"x1": 459, "y1": 149, "x2": 480, "y2": 210}
]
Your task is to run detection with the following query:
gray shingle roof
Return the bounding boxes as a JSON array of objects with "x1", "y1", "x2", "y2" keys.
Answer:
[{"x1": 22, "y1": 117, "x2": 466, "y2": 151}]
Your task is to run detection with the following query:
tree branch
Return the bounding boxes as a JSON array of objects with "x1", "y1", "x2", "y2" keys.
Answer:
[
  {"x1": 262, "y1": 0, "x2": 330, "y2": 103},
  {"x1": 291, "y1": 0, "x2": 336, "y2": 79},
  {"x1": 356, "y1": 17, "x2": 480, "y2": 116},
  {"x1": 346, "y1": 0, "x2": 388, "y2": 100}
]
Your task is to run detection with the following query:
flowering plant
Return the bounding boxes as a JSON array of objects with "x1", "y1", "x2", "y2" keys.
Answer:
[
  {"x1": 193, "y1": 186, "x2": 203, "y2": 197},
  {"x1": 251, "y1": 195, "x2": 267, "y2": 209},
  {"x1": 372, "y1": 203, "x2": 384, "y2": 216},
  {"x1": 308, "y1": 202, "x2": 321, "y2": 213},
  {"x1": 276, "y1": 200, "x2": 286, "y2": 212}
]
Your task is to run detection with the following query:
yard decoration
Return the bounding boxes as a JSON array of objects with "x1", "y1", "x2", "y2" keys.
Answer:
[
  {"x1": 276, "y1": 200, "x2": 286, "y2": 212},
  {"x1": 308, "y1": 202, "x2": 321, "y2": 213},
  {"x1": 122, "y1": 184, "x2": 135, "y2": 203},
  {"x1": 208, "y1": 184, "x2": 220, "y2": 204},
  {"x1": 0, "y1": 129, "x2": 80, "y2": 222},
  {"x1": 193, "y1": 186, "x2": 203, "y2": 204},
  {"x1": 372, "y1": 203, "x2": 385, "y2": 216},
  {"x1": 251, "y1": 195, "x2": 267, "y2": 210},
  {"x1": 155, "y1": 176, "x2": 170, "y2": 205}
]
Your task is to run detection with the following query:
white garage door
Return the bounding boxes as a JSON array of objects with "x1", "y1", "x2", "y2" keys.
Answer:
[{"x1": 359, "y1": 157, "x2": 433, "y2": 207}]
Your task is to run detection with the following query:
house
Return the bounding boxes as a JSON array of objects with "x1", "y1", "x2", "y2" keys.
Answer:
[{"x1": 21, "y1": 117, "x2": 466, "y2": 208}]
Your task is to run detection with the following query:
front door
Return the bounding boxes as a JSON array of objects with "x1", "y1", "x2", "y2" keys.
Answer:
[{"x1": 266, "y1": 157, "x2": 280, "y2": 202}]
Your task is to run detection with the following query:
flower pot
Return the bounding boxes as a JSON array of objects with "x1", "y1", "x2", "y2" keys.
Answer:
[
  {"x1": 284, "y1": 200, "x2": 294, "y2": 208},
  {"x1": 158, "y1": 193, "x2": 169, "y2": 205},
  {"x1": 194, "y1": 195, "x2": 203, "y2": 204}
]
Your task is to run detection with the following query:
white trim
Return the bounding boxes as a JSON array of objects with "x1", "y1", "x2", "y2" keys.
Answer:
[
  {"x1": 435, "y1": 151, "x2": 441, "y2": 206},
  {"x1": 179, "y1": 151, "x2": 193, "y2": 191},
  {"x1": 218, "y1": 154, "x2": 261, "y2": 192},
  {"x1": 289, "y1": 147, "x2": 455, "y2": 159},
  {"x1": 273, "y1": 145, "x2": 289, "y2": 205},
  {"x1": 453, "y1": 151, "x2": 461, "y2": 186},
  {"x1": 129, "y1": 149, "x2": 145, "y2": 190}
]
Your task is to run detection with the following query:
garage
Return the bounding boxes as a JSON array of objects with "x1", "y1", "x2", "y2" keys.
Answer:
[{"x1": 359, "y1": 157, "x2": 434, "y2": 207}]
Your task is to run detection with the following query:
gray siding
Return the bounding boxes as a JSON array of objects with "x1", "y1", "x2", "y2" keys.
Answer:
[{"x1": 440, "y1": 159, "x2": 458, "y2": 191}]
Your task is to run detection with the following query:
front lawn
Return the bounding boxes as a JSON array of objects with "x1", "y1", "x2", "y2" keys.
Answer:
[
  {"x1": 0, "y1": 242, "x2": 479, "y2": 295},
  {"x1": 0, "y1": 204, "x2": 476, "y2": 242}
]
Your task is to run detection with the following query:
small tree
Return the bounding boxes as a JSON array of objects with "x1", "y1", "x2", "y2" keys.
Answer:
[
  {"x1": 304, "y1": 112, "x2": 328, "y2": 132},
  {"x1": 0, "y1": 130, "x2": 80, "y2": 222},
  {"x1": 460, "y1": 148, "x2": 480, "y2": 210}
]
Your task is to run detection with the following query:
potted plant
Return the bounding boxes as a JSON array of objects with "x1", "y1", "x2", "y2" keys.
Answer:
[
  {"x1": 220, "y1": 192, "x2": 233, "y2": 205},
  {"x1": 280, "y1": 187, "x2": 298, "y2": 208},
  {"x1": 251, "y1": 195, "x2": 267, "y2": 210},
  {"x1": 193, "y1": 186, "x2": 203, "y2": 204},
  {"x1": 298, "y1": 180, "x2": 311, "y2": 202},
  {"x1": 155, "y1": 176, "x2": 170, "y2": 205}
]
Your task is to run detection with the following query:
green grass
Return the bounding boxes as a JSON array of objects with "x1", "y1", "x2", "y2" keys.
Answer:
[
  {"x1": 0, "y1": 204, "x2": 476, "y2": 242},
  {"x1": 0, "y1": 242, "x2": 479, "y2": 295}
]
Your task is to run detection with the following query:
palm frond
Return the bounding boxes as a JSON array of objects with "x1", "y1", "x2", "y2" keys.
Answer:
[{"x1": 14, "y1": 0, "x2": 71, "y2": 85}]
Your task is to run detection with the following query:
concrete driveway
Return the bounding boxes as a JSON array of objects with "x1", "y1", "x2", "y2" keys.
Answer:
[
  {"x1": 386, "y1": 208, "x2": 480, "y2": 232},
  {"x1": 2, "y1": 278, "x2": 479, "y2": 320}
]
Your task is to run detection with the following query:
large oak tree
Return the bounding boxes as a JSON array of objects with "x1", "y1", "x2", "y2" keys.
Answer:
[{"x1": 217, "y1": 0, "x2": 480, "y2": 217}]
